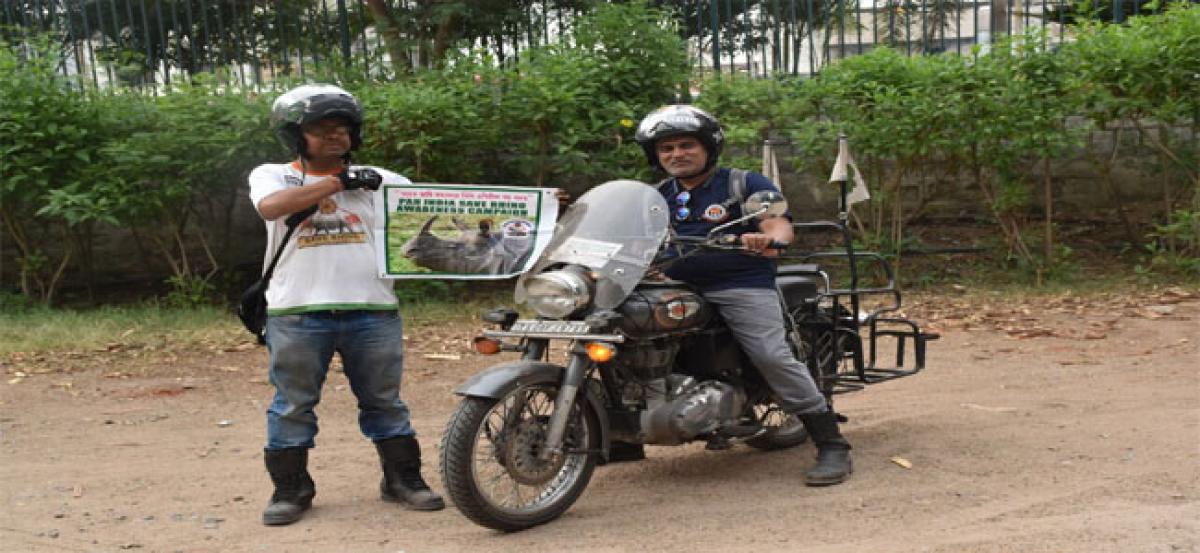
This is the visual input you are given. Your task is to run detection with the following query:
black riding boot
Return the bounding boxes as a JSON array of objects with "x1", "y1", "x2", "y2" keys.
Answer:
[
  {"x1": 262, "y1": 448, "x2": 316, "y2": 525},
  {"x1": 375, "y1": 435, "x2": 445, "y2": 511},
  {"x1": 798, "y1": 411, "x2": 852, "y2": 486}
]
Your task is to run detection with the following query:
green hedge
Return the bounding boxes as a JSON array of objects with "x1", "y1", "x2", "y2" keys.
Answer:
[
  {"x1": 700, "y1": 4, "x2": 1198, "y2": 279},
  {"x1": 355, "y1": 1, "x2": 689, "y2": 191}
]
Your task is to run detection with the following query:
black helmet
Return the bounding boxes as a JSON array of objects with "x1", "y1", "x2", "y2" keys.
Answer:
[
  {"x1": 270, "y1": 84, "x2": 364, "y2": 158},
  {"x1": 634, "y1": 105, "x2": 724, "y2": 172}
]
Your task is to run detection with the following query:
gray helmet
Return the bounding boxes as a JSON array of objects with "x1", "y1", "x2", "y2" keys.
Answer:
[
  {"x1": 270, "y1": 84, "x2": 363, "y2": 158},
  {"x1": 634, "y1": 105, "x2": 724, "y2": 172}
]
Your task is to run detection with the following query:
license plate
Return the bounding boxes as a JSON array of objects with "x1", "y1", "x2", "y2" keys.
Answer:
[{"x1": 508, "y1": 319, "x2": 592, "y2": 334}]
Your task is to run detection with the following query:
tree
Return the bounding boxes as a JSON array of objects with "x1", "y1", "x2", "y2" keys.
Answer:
[{"x1": 364, "y1": 0, "x2": 593, "y2": 71}]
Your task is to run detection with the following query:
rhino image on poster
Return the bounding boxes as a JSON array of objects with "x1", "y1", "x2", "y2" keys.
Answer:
[{"x1": 375, "y1": 184, "x2": 559, "y2": 279}]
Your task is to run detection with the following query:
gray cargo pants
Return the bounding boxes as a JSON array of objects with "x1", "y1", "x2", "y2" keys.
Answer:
[{"x1": 703, "y1": 287, "x2": 828, "y2": 415}]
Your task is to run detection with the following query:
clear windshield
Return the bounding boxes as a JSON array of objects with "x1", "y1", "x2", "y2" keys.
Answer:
[{"x1": 515, "y1": 179, "x2": 669, "y2": 309}]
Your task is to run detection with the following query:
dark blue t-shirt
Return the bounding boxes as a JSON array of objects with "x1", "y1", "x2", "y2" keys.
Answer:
[{"x1": 658, "y1": 168, "x2": 787, "y2": 292}]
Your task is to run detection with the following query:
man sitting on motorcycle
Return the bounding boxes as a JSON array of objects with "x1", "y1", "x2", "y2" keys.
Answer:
[{"x1": 632, "y1": 105, "x2": 852, "y2": 486}]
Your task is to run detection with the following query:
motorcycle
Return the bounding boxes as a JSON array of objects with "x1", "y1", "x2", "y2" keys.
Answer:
[{"x1": 438, "y1": 179, "x2": 938, "y2": 531}]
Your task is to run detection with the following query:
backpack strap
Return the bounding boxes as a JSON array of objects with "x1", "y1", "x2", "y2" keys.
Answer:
[
  {"x1": 262, "y1": 204, "x2": 318, "y2": 282},
  {"x1": 726, "y1": 168, "x2": 748, "y2": 206},
  {"x1": 656, "y1": 177, "x2": 673, "y2": 195}
]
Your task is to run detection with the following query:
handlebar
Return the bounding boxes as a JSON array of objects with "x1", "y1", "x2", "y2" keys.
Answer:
[
  {"x1": 670, "y1": 234, "x2": 790, "y2": 253},
  {"x1": 713, "y1": 234, "x2": 790, "y2": 250}
]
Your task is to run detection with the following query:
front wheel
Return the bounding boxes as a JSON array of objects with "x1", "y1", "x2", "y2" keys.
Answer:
[{"x1": 439, "y1": 383, "x2": 600, "y2": 531}]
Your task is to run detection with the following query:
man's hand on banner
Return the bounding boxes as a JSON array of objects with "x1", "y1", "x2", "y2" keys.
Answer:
[
  {"x1": 554, "y1": 188, "x2": 571, "y2": 207},
  {"x1": 339, "y1": 167, "x2": 383, "y2": 191},
  {"x1": 553, "y1": 188, "x2": 571, "y2": 219}
]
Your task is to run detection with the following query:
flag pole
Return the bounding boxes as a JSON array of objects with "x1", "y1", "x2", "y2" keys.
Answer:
[
  {"x1": 834, "y1": 134, "x2": 850, "y2": 223},
  {"x1": 830, "y1": 133, "x2": 860, "y2": 313}
]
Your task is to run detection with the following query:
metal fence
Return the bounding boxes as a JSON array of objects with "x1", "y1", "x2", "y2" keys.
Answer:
[
  {"x1": 1, "y1": 0, "x2": 391, "y2": 91},
  {"x1": 0, "y1": 0, "x2": 1171, "y2": 90}
]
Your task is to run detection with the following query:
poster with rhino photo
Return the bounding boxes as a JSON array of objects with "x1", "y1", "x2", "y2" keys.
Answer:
[{"x1": 375, "y1": 184, "x2": 559, "y2": 279}]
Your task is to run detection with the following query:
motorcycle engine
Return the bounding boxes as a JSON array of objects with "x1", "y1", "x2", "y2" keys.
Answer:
[
  {"x1": 638, "y1": 376, "x2": 746, "y2": 445},
  {"x1": 612, "y1": 337, "x2": 678, "y2": 381}
]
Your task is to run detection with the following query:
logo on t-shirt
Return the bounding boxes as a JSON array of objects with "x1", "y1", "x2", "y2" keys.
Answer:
[
  {"x1": 298, "y1": 198, "x2": 367, "y2": 247},
  {"x1": 701, "y1": 203, "x2": 729, "y2": 223}
]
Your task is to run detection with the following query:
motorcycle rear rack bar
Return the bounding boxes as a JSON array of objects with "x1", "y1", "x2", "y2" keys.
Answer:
[
  {"x1": 826, "y1": 318, "x2": 939, "y2": 393},
  {"x1": 865, "y1": 317, "x2": 938, "y2": 377},
  {"x1": 782, "y1": 221, "x2": 941, "y2": 393}
]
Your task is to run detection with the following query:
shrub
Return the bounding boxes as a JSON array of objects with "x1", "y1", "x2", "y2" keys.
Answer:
[
  {"x1": 90, "y1": 79, "x2": 274, "y2": 296},
  {"x1": 0, "y1": 35, "x2": 104, "y2": 303}
]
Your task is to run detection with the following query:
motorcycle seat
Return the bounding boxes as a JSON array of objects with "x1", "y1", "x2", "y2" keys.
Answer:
[
  {"x1": 777, "y1": 263, "x2": 820, "y2": 275},
  {"x1": 776, "y1": 264, "x2": 824, "y2": 306}
]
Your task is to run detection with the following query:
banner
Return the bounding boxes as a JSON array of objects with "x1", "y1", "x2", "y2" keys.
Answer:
[{"x1": 375, "y1": 184, "x2": 559, "y2": 279}]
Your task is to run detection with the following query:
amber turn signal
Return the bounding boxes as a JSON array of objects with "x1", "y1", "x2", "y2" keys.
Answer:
[
  {"x1": 585, "y1": 342, "x2": 616, "y2": 363},
  {"x1": 473, "y1": 336, "x2": 501, "y2": 355}
]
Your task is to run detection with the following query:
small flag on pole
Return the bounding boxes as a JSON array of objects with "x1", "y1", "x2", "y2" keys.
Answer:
[
  {"x1": 829, "y1": 134, "x2": 870, "y2": 205},
  {"x1": 762, "y1": 139, "x2": 782, "y2": 189}
]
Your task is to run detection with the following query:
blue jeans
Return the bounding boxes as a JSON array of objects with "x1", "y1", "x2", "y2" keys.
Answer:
[{"x1": 264, "y1": 310, "x2": 414, "y2": 450}]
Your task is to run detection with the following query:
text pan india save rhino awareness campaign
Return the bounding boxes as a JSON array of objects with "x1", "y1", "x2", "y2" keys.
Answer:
[{"x1": 375, "y1": 184, "x2": 559, "y2": 279}]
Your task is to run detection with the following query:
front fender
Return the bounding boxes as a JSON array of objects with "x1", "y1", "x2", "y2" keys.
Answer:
[
  {"x1": 455, "y1": 360, "x2": 611, "y2": 462},
  {"x1": 454, "y1": 361, "x2": 564, "y2": 398}
]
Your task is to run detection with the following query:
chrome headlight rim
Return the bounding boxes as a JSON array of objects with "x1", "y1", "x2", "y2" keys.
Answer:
[{"x1": 523, "y1": 267, "x2": 593, "y2": 318}]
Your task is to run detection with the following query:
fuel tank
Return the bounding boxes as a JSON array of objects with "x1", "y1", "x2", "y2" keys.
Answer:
[{"x1": 615, "y1": 284, "x2": 713, "y2": 338}]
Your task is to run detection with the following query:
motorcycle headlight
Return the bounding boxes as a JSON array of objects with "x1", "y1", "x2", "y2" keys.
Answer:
[{"x1": 524, "y1": 268, "x2": 593, "y2": 318}]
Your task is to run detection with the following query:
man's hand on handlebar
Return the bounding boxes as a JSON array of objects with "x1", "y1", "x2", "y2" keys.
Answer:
[
  {"x1": 643, "y1": 267, "x2": 669, "y2": 281},
  {"x1": 739, "y1": 232, "x2": 789, "y2": 256}
]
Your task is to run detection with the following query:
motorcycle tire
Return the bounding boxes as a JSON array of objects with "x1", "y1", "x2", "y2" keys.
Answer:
[
  {"x1": 792, "y1": 309, "x2": 842, "y2": 398},
  {"x1": 439, "y1": 384, "x2": 600, "y2": 531}
]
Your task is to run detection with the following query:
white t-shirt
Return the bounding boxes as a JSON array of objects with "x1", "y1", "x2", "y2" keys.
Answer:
[{"x1": 248, "y1": 162, "x2": 407, "y2": 314}]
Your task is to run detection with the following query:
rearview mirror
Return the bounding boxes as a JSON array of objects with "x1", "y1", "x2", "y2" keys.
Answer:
[{"x1": 743, "y1": 190, "x2": 788, "y2": 218}]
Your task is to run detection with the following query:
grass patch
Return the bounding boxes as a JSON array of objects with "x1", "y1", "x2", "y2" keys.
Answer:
[
  {"x1": 401, "y1": 288, "x2": 516, "y2": 326},
  {"x1": 5, "y1": 271, "x2": 1194, "y2": 356},
  {"x1": 1, "y1": 287, "x2": 519, "y2": 356},
  {"x1": 897, "y1": 249, "x2": 1200, "y2": 293},
  {"x1": 0, "y1": 304, "x2": 245, "y2": 355}
]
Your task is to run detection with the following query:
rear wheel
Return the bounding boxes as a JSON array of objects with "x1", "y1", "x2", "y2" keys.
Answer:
[
  {"x1": 793, "y1": 309, "x2": 840, "y2": 398},
  {"x1": 439, "y1": 383, "x2": 599, "y2": 531}
]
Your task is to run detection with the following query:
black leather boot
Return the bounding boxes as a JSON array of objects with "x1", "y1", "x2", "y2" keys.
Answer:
[
  {"x1": 262, "y1": 448, "x2": 316, "y2": 525},
  {"x1": 798, "y1": 411, "x2": 852, "y2": 486},
  {"x1": 375, "y1": 435, "x2": 445, "y2": 511}
]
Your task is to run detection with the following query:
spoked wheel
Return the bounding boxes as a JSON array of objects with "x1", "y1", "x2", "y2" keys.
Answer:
[
  {"x1": 744, "y1": 401, "x2": 808, "y2": 451},
  {"x1": 439, "y1": 383, "x2": 599, "y2": 531}
]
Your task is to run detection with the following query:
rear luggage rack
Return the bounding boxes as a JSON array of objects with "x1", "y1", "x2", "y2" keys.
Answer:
[
  {"x1": 833, "y1": 316, "x2": 939, "y2": 391},
  {"x1": 778, "y1": 221, "x2": 938, "y2": 395}
]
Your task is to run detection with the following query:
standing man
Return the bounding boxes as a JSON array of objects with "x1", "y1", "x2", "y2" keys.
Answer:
[
  {"x1": 249, "y1": 84, "x2": 444, "y2": 526},
  {"x1": 633, "y1": 105, "x2": 853, "y2": 486}
]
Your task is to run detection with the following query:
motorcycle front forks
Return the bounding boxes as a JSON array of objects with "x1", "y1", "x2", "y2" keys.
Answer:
[{"x1": 537, "y1": 344, "x2": 591, "y2": 461}]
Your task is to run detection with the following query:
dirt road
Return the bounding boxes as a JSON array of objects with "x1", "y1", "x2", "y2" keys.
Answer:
[{"x1": 2, "y1": 294, "x2": 1198, "y2": 553}]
